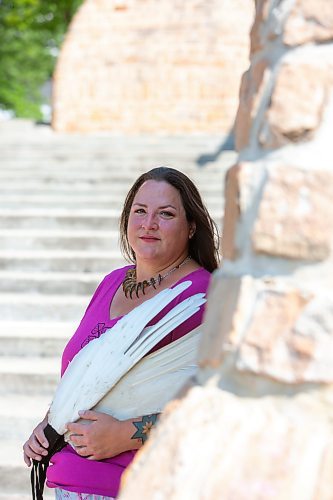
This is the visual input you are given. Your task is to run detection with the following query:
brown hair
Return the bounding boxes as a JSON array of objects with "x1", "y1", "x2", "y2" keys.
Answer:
[{"x1": 119, "y1": 167, "x2": 220, "y2": 272}]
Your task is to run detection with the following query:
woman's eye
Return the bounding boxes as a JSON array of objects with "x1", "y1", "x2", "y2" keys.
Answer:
[
  {"x1": 160, "y1": 211, "x2": 174, "y2": 217},
  {"x1": 134, "y1": 208, "x2": 145, "y2": 214}
]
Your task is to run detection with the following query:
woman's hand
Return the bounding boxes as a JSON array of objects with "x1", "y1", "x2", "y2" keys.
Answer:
[
  {"x1": 67, "y1": 410, "x2": 133, "y2": 461},
  {"x1": 23, "y1": 416, "x2": 49, "y2": 467}
]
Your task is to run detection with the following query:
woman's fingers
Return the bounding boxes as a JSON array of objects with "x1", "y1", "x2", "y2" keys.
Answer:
[
  {"x1": 23, "y1": 449, "x2": 31, "y2": 467},
  {"x1": 23, "y1": 417, "x2": 49, "y2": 467},
  {"x1": 72, "y1": 443, "x2": 93, "y2": 458},
  {"x1": 23, "y1": 433, "x2": 48, "y2": 466},
  {"x1": 66, "y1": 421, "x2": 89, "y2": 434},
  {"x1": 68, "y1": 433, "x2": 85, "y2": 446},
  {"x1": 34, "y1": 426, "x2": 49, "y2": 449},
  {"x1": 30, "y1": 434, "x2": 48, "y2": 455}
]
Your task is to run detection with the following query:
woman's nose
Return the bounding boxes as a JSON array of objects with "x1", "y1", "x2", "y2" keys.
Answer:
[{"x1": 142, "y1": 214, "x2": 158, "y2": 230}]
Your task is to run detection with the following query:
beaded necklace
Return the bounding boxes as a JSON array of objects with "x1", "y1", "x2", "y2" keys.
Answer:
[{"x1": 122, "y1": 256, "x2": 191, "y2": 299}]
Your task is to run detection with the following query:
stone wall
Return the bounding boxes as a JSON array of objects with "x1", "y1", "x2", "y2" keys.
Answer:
[
  {"x1": 119, "y1": 1, "x2": 333, "y2": 498},
  {"x1": 52, "y1": 0, "x2": 254, "y2": 133}
]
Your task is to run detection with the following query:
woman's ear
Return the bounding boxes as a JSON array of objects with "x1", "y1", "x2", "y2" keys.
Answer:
[{"x1": 189, "y1": 223, "x2": 196, "y2": 239}]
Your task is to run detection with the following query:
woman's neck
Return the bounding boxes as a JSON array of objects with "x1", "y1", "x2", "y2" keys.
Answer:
[{"x1": 135, "y1": 253, "x2": 189, "y2": 282}]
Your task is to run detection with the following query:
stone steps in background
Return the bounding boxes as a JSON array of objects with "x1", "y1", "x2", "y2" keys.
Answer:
[
  {"x1": 0, "y1": 194, "x2": 223, "y2": 210},
  {"x1": 0, "y1": 119, "x2": 235, "y2": 496},
  {"x1": 0, "y1": 271, "x2": 102, "y2": 294},
  {"x1": 0, "y1": 250, "x2": 124, "y2": 272},
  {"x1": 0, "y1": 230, "x2": 119, "y2": 251},
  {"x1": 0, "y1": 209, "x2": 223, "y2": 231},
  {"x1": 0, "y1": 321, "x2": 74, "y2": 357},
  {"x1": 0, "y1": 357, "x2": 59, "y2": 395},
  {"x1": 0, "y1": 293, "x2": 91, "y2": 321}
]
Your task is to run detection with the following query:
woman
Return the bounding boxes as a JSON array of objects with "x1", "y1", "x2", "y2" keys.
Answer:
[{"x1": 23, "y1": 166, "x2": 220, "y2": 499}]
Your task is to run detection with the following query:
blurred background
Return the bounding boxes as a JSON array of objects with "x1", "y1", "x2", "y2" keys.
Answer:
[
  {"x1": 2, "y1": 0, "x2": 333, "y2": 498},
  {"x1": 0, "y1": 0, "x2": 82, "y2": 121}
]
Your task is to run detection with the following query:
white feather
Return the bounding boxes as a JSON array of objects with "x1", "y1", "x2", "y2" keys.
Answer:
[{"x1": 49, "y1": 281, "x2": 206, "y2": 434}]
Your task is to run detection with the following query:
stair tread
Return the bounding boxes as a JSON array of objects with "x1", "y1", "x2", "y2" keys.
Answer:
[
  {"x1": 0, "y1": 321, "x2": 76, "y2": 338},
  {"x1": 0, "y1": 250, "x2": 122, "y2": 257},
  {"x1": 0, "y1": 356, "x2": 60, "y2": 373},
  {"x1": 0, "y1": 293, "x2": 90, "y2": 303},
  {"x1": 0, "y1": 228, "x2": 118, "y2": 237},
  {"x1": 0, "y1": 271, "x2": 103, "y2": 280},
  {"x1": 0, "y1": 393, "x2": 51, "y2": 418}
]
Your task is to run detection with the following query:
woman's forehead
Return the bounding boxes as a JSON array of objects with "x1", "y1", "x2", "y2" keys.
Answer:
[{"x1": 133, "y1": 180, "x2": 183, "y2": 206}]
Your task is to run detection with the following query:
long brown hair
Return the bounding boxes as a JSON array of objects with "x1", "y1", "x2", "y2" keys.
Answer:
[{"x1": 119, "y1": 167, "x2": 220, "y2": 272}]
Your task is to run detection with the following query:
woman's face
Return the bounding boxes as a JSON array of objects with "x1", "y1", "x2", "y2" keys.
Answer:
[{"x1": 127, "y1": 180, "x2": 193, "y2": 268}]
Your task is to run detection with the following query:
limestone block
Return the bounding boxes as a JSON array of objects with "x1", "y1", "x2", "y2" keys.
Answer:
[
  {"x1": 234, "y1": 58, "x2": 269, "y2": 151},
  {"x1": 119, "y1": 386, "x2": 333, "y2": 500},
  {"x1": 284, "y1": 0, "x2": 333, "y2": 46},
  {"x1": 252, "y1": 165, "x2": 333, "y2": 261},
  {"x1": 250, "y1": 0, "x2": 282, "y2": 53},
  {"x1": 250, "y1": 0, "x2": 270, "y2": 53},
  {"x1": 259, "y1": 62, "x2": 328, "y2": 149},
  {"x1": 222, "y1": 162, "x2": 258, "y2": 260},
  {"x1": 198, "y1": 274, "x2": 333, "y2": 388},
  {"x1": 221, "y1": 164, "x2": 241, "y2": 260}
]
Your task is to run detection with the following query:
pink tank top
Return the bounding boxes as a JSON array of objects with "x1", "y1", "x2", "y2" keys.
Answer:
[{"x1": 46, "y1": 266, "x2": 211, "y2": 497}]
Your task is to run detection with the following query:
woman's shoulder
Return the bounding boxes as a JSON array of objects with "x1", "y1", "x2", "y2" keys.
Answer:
[
  {"x1": 91, "y1": 264, "x2": 134, "y2": 298},
  {"x1": 166, "y1": 268, "x2": 212, "y2": 307},
  {"x1": 102, "y1": 264, "x2": 134, "y2": 284},
  {"x1": 176, "y1": 267, "x2": 211, "y2": 293}
]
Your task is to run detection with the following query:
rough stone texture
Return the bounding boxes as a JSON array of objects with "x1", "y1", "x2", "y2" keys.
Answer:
[
  {"x1": 221, "y1": 164, "x2": 241, "y2": 260},
  {"x1": 52, "y1": 0, "x2": 254, "y2": 133},
  {"x1": 259, "y1": 62, "x2": 330, "y2": 149},
  {"x1": 119, "y1": 273, "x2": 333, "y2": 499},
  {"x1": 234, "y1": 58, "x2": 269, "y2": 151},
  {"x1": 119, "y1": 386, "x2": 333, "y2": 500},
  {"x1": 252, "y1": 165, "x2": 333, "y2": 261},
  {"x1": 199, "y1": 274, "x2": 333, "y2": 387},
  {"x1": 284, "y1": 0, "x2": 333, "y2": 46},
  {"x1": 250, "y1": 0, "x2": 280, "y2": 54}
]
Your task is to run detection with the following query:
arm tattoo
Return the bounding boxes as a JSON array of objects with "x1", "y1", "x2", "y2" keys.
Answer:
[{"x1": 131, "y1": 414, "x2": 159, "y2": 444}]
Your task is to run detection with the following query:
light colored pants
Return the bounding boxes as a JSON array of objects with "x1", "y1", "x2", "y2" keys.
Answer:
[{"x1": 55, "y1": 488, "x2": 115, "y2": 500}]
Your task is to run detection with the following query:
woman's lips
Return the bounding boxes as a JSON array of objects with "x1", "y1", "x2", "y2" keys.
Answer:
[{"x1": 139, "y1": 236, "x2": 160, "y2": 242}]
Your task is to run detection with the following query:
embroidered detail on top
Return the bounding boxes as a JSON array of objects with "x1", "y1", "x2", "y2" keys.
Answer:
[{"x1": 81, "y1": 322, "x2": 109, "y2": 348}]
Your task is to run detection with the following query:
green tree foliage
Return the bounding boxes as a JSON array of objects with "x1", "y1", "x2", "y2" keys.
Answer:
[{"x1": 0, "y1": 0, "x2": 83, "y2": 119}]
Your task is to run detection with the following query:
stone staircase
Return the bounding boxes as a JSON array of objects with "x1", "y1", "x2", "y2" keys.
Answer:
[{"x1": 0, "y1": 119, "x2": 236, "y2": 498}]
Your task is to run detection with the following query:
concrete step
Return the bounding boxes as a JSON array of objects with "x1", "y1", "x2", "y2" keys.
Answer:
[
  {"x1": 0, "y1": 182, "x2": 224, "y2": 197},
  {"x1": 0, "y1": 321, "x2": 75, "y2": 357},
  {"x1": 0, "y1": 271, "x2": 103, "y2": 294},
  {"x1": 0, "y1": 395, "x2": 53, "y2": 498},
  {"x1": 0, "y1": 209, "x2": 223, "y2": 231},
  {"x1": 0, "y1": 208, "x2": 122, "y2": 230},
  {"x1": 0, "y1": 133, "x2": 232, "y2": 150},
  {"x1": 0, "y1": 183, "x2": 225, "y2": 195},
  {"x1": 0, "y1": 229, "x2": 119, "y2": 251},
  {"x1": 0, "y1": 163, "x2": 229, "y2": 176},
  {"x1": 0, "y1": 393, "x2": 51, "y2": 439},
  {"x1": 0, "y1": 162, "x2": 228, "y2": 178},
  {"x1": 0, "y1": 438, "x2": 54, "y2": 498},
  {"x1": 0, "y1": 180, "x2": 226, "y2": 198},
  {"x1": 0, "y1": 293, "x2": 90, "y2": 321},
  {"x1": 0, "y1": 250, "x2": 124, "y2": 272},
  {"x1": 0, "y1": 356, "x2": 59, "y2": 395},
  {"x1": 0, "y1": 193, "x2": 224, "y2": 211}
]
